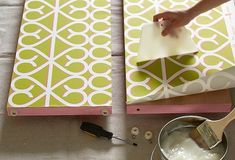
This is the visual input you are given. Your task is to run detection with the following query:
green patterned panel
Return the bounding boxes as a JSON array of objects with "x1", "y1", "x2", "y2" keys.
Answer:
[
  {"x1": 8, "y1": 0, "x2": 112, "y2": 109},
  {"x1": 124, "y1": 0, "x2": 235, "y2": 103}
]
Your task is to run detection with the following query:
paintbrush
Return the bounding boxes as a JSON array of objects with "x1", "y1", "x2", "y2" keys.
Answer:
[{"x1": 190, "y1": 108, "x2": 235, "y2": 149}]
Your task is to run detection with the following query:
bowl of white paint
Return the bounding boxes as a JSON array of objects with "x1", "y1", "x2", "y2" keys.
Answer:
[{"x1": 158, "y1": 116, "x2": 228, "y2": 160}]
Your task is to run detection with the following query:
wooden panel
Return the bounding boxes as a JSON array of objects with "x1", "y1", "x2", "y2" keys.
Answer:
[
  {"x1": 123, "y1": 0, "x2": 235, "y2": 105},
  {"x1": 7, "y1": 0, "x2": 112, "y2": 116},
  {"x1": 128, "y1": 89, "x2": 232, "y2": 114}
]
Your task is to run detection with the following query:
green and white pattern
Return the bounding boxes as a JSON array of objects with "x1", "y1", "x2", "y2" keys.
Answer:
[
  {"x1": 8, "y1": 0, "x2": 112, "y2": 108},
  {"x1": 124, "y1": 0, "x2": 235, "y2": 103}
]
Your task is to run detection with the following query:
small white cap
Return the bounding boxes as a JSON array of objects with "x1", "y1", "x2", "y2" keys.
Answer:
[
  {"x1": 144, "y1": 131, "x2": 153, "y2": 140},
  {"x1": 131, "y1": 127, "x2": 140, "y2": 136}
]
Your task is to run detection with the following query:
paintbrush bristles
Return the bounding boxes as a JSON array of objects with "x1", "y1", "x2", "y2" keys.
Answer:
[
  {"x1": 191, "y1": 108, "x2": 235, "y2": 149},
  {"x1": 190, "y1": 121, "x2": 221, "y2": 149},
  {"x1": 190, "y1": 128, "x2": 209, "y2": 149}
]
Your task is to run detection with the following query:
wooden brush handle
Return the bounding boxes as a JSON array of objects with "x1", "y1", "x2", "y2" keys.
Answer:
[
  {"x1": 209, "y1": 107, "x2": 235, "y2": 141},
  {"x1": 217, "y1": 107, "x2": 235, "y2": 130}
]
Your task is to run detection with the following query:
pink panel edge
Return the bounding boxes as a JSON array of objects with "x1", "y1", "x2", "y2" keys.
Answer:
[
  {"x1": 127, "y1": 104, "x2": 233, "y2": 114},
  {"x1": 7, "y1": 106, "x2": 112, "y2": 116}
]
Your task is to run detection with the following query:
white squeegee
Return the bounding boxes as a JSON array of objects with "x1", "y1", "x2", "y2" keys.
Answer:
[{"x1": 137, "y1": 22, "x2": 198, "y2": 63}]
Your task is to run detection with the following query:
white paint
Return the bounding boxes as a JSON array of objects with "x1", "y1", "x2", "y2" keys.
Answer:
[{"x1": 162, "y1": 128, "x2": 225, "y2": 160}]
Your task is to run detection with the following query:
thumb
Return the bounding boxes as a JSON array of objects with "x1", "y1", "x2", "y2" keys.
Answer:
[
  {"x1": 161, "y1": 25, "x2": 174, "y2": 36},
  {"x1": 161, "y1": 20, "x2": 180, "y2": 36}
]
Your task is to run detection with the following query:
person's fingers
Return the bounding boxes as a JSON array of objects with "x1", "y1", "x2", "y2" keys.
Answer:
[
  {"x1": 161, "y1": 28, "x2": 169, "y2": 36},
  {"x1": 161, "y1": 23, "x2": 175, "y2": 36},
  {"x1": 153, "y1": 12, "x2": 170, "y2": 22},
  {"x1": 170, "y1": 30, "x2": 178, "y2": 38},
  {"x1": 162, "y1": 24, "x2": 172, "y2": 36},
  {"x1": 161, "y1": 20, "x2": 182, "y2": 36},
  {"x1": 153, "y1": 12, "x2": 177, "y2": 22}
]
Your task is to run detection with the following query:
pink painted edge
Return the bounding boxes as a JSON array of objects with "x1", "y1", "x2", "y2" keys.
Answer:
[
  {"x1": 7, "y1": 106, "x2": 112, "y2": 116},
  {"x1": 127, "y1": 104, "x2": 232, "y2": 114}
]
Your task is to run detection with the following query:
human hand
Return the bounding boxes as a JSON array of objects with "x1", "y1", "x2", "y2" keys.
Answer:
[{"x1": 153, "y1": 11, "x2": 194, "y2": 36}]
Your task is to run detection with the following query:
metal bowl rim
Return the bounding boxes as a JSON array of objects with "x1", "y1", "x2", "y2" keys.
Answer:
[{"x1": 157, "y1": 115, "x2": 228, "y2": 160}]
